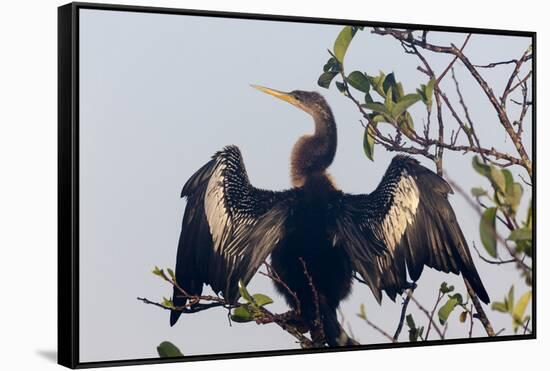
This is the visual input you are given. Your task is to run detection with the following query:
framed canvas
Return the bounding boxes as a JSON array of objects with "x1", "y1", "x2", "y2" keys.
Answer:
[{"x1": 58, "y1": 2, "x2": 536, "y2": 368}]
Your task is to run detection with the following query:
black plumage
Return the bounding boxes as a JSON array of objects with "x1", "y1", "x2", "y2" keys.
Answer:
[{"x1": 170, "y1": 87, "x2": 490, "y2": 346}]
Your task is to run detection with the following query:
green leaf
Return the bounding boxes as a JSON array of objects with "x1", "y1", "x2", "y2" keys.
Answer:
[
  {"x1": 161, "y1": 297, "x2": 174, "y2": 309},
  {"x1": 416, "y1": 86, "x2": 426, "y2": 102},
  {"x1": 391, "y1": 93, "x2": 421, "y2": 119},
  {"x1": 363, "y1": 123, "x2": 376, "y2": 161},
  {"x1": 384, "y1": 86, "x2": 394, "y2": 113},
  {"x1": 368, "y1": 72, "x2": 386, "y2": 96},
  {"x1": 471, "y1": 187, "x2": 488, "y2": 197},
  {"x1": 364, "y1": 92, "x2": 374, "y2": 104},
  {"x1": 424, "y1": 78, "x2": 436, "y2": 108},
  {"x1": 491, "y1": 301, "x2": 508, "y2": 313},
  {"x1": 383, "y1": 72, "x2": 397, "y2": 97},
  {"x1": 358, "y1": 303, "x2": 367, "y2": 320},
  {"x1": 480, "y1": 207, "x2": 498, "y2": 258},
  {"x1": 506, "y1": 183, "x2": 523, "y2": 215},
  {"x1": 399, "y1": 111, "x2": 415, "y2": 131},
  {"x1": 507, "y1": 286, "x2": 515, "y2": 316},
  {"x1": 502, "y1": 169, "x2": 514, "y2": 192},
  {"x1": 335, "y1": 81, "x2": 346, "y2": 93},
  {"x1": 363, "y1": 102, "x2": 390, "y2": 116},
  {"x1": 152, "y1": 266, "x2": 164, "y2": 278},
  {"x1": 440, "y1": 282, "x2": 454, "y2": 294},
  {"x1": 231, "y1": 305, "x2": 254, "y2": 322},
  {"x1": 472, "y1": 156, "x2": 491, "y2": 178},
  {"x1": 490, "y1": 166, "x2": 506, "y2": 194},
  {"x1": 517, "y1": 239, "x2": 533, "y2": 257},
  {"x1": 318, "y1": 71, "x2": 338, "y2": 89},
  {"x1": 473, "y1": 157, "x2": 515, "y2": 204},
  {"x1": 396, "y1": 82, "x2": 405, "y2": 99},
  {"x1": 157, "y1": 341, "x2": 184, "y2": 358},
  {"x1": 406, "y1": 313, "x2": 416, "y2": 329},
  {"x1": 333, "y1": 26, "x2": 354, "y2": 63},
  {"x1": 406, "y1": 314, "x2": 422, "y2": 342},
  {"x1": 323, "y1": 57, "x2": 340, "y2": 73},
  {"x1": 347, "y1": 71, "x2": 371, "y2": 92},
  {"x1": 450, "y1": 293, "x2": 464, "y2": 305},
  {"x1": 513, "y1": 291, "x2": 532, "y2": 329},
  {"x1": 371, "y1": 114, "x2": 386, "y2": 123},
  {"x1": 238, "y1": 280, "x2": 254, "y2": 303},
  {"x1": 510, "y1": 223, "x2": 532, "y2": 257},
  {"x1": 252, "y1": 293, "x2": 273, "y2": 307},
  {"x1": 408, "y1": 330, "x2": 421, "y2": 342},
  {"x1": 526, "y1": 200, "x2": 533, "y2": 229},
  {"x1": 438, "y1": 297, "x2": 459, "y2": 325},
  {"x1": 508, "y1": 227, "x2": 532, "y2": 242},
  {"x1": 167, "y1": 268, "x2": 175, "y2": 281}
]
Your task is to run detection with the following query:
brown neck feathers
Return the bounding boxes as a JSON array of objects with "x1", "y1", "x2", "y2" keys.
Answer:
[{"x1": 290, "y1": 106, "x2": 337, "y2": 188}]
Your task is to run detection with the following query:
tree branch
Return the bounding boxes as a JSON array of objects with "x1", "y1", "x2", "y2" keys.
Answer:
[
  {"x1": 465, "y1": 280, "x2": 495, "y2": 337},
  {"x1": 424, "y1": 289, "x2": 444, "y2": 340},
  {"x1": 371, "y1": 28, "x2": 532, "y2": 177},
  {"x1": 393, "y1": 286, "x2": 415, "y2": 341},
  {"x1": 409, "y1": 295, "x2": 445, "y2": 339}
]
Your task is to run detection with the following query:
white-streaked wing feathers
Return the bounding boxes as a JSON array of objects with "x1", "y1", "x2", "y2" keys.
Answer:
[
  {"x1": 204, "y1": 161, "x2": 231, "y2": 253},
  {"x1": 337, "y1": 155, "x2": 490, "y2": 304},
  {"x1": 379, "y1": 171, "x2": 420, "y2": 253},
  {"x1": 173, "y1": 146, "x2": 294, "y2": 314}
]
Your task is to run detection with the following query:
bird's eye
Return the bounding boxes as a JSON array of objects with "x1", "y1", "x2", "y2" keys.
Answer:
[{"x1": 294, "y1": 95, "x2": 301, "y2": 101}]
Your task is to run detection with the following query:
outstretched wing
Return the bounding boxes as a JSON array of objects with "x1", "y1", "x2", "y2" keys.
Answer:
[
  {"x1": 336, "y1": 155, "x2": 490, "y2": 304},
  {"x1": 171, "y1": 145, "x2": 295, "y2": 325}
]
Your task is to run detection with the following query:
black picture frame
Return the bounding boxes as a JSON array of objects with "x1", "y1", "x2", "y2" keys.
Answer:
[{"x1": 58, "y1": 2, "x2": 537, "y2": 368}]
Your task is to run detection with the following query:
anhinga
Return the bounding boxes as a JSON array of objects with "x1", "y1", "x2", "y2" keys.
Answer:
[{"x1": 170, "y1": 85, "x2": 490, "y2": 346}]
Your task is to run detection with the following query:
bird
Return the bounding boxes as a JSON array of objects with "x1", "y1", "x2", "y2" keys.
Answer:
[{"x1": 169, "y1": 85, "x2": 490, "y2": 346}]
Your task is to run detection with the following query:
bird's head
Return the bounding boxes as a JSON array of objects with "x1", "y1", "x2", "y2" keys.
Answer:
[{"x1": 251, "y1": 85, "x2": 330, "y2": 118}]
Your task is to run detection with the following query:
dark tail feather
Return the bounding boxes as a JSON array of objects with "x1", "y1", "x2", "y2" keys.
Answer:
[
  {"x1": 169, "y1": 286, "x2": 187, "y2": 327},
  {"x1": 170, "y1": 275, "x2": 205, "y2": 326},
  {"x1": 464, "y1": 268, "x2": 490, "y2": 304},
  {"x1": 321, "y1": 308, "x2": 358, "y2": 347},
  {"x1": 170, "y1": 309, "x2": 183, "y2": 327}
]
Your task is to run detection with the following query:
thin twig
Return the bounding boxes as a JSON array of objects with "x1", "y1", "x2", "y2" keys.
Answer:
[
  {"x1": 495, "y1": 328, "x2": 506, "y2": 336},
  {"x1": 472, "y1": 241, "x2": 517, "y2": 266},
  {"x1": 523, "y1": 318, "x2": 531, "y2": 335},
  {"x1": 409, "y1": 295, "x2": 445, "y2": 339},
  {"x1": 137, "y1": 297, "x2": 230, "y2": 313},
  {"x1": 393, "y1": 286, "x2": 415, "y2": 341},
  {"x1": 260, "y1": 262, "x2": 301, "y2": 315},
  {"x1": 473, "y1": 59, "x2": 520, "y2": 68},
  {"x1": 299, "y1": 257, "x2": 325, "y2": 344},
  {"x1": 358, "y1": 314, "x2": 397, "y2": 343},
  {"x1": 425, "y1": 290, "x2": 444, "y2": 340},
  {"x1": 450, "y1": 66, "x2": 485, "y2": 161}
]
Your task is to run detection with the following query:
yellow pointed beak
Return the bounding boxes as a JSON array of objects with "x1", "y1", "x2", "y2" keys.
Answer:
[{"x1": 250, "y1": 84, "x2": 298, "y2": 106}]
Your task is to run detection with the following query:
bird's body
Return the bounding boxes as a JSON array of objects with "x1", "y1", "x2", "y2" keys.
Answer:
[
  {"x1": 170, "y1": 86, "x2": 490, "y2": 346},
  {"x1": 270, "y1": 178, "x2": 354, "y2": 345}
]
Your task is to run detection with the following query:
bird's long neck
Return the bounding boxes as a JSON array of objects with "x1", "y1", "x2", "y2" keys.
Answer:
[{"x1": 291, "y1": 106, "x2": 337, "y2": 189}]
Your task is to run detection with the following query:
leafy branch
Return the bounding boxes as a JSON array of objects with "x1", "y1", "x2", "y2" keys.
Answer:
[
  {"x1": 318, "y1": 27, "x2": 532, "y2": 179},
  {"x1": 140, "y1": 264, "x2": 331, "y2": 349},
  {"x1": 320, "y1": 26, "x2": 533, "y2": 340}
]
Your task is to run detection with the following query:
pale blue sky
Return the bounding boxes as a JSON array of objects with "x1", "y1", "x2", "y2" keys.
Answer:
[{"x1": 78, "y1": 8, "x2": 532, "y2": 362}]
